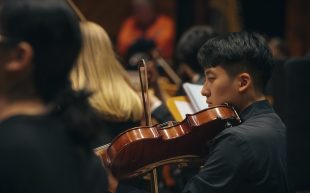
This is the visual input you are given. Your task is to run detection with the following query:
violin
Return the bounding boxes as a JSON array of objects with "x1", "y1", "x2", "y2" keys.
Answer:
[{"x1": 95, "y1": 104, "x2": 241, "y2": 179}]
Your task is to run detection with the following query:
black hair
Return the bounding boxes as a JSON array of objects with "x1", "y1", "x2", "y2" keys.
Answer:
[
  {"x1": 198, "y1": 31, "x2": 273, "y2": 93},
  {"x1": 0, "y1": 0, "x2": 103, "y2": 150},
  {"x1": 176, "y1": 26, "x2": 218, "y2": 73},
  {"x1": 125, "y1": 38, "x2": 156, "y2": 69}
]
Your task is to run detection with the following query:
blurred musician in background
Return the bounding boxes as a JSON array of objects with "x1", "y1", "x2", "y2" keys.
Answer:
[
  {"x1": 71, "y1": 20, "x2": 157, "y2": 192},
  {"x1": 283, "y1": 50, "x2": 310, "y2": 193},
  {"x1": 71, "y1": 21, "x2": 143, "y2": 147},
  {"x1": 176, "y1": 26, "x2": 218, "y2": 85},
  {"x1": 117, "y1": 0, "x2": 175, "y2": 60},
  {"x1": 265, "y1": 37, "x2": 289, "y2": 111}
]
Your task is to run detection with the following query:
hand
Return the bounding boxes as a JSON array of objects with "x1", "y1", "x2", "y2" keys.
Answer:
[
  {"x1": 178, "y1": 63, "x2": 196, "y2": 80},
  {"x1": 149, "y1": 91, "x2": 162, "y2": 112},
  {"x1": 106, "y1": 168, "x2": 119, "y2": 193},
  {"x1": 146, "y1": 60, "x2": 159, "y2": 87}
]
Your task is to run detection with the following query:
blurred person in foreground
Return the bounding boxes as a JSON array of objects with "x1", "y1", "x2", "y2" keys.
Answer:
[{"x1": 0, "y1": 0, "x2": 109, "y2": 192}]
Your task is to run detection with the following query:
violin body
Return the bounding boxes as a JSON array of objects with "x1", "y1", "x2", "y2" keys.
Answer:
[{"x1": 95, "y1": 105, "x2": 241, "y2": 179}]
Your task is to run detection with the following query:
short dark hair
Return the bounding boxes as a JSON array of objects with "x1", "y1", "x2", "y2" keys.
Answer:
[
  {"x1": 198, "y1": 31, "x2": 273, "y2": 93},
  {"x1": 176, "y1": 26, "x2": 217, "y2": 73}
]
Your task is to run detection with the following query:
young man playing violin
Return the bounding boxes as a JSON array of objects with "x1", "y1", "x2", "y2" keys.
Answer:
[{"x1": 108, "y1": 31, "x2": 291, "y2": 193}]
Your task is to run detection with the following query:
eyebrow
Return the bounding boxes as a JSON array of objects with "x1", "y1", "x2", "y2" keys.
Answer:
[{"x1": 204, "y1": 70, "x2": 215, "y2": 76}]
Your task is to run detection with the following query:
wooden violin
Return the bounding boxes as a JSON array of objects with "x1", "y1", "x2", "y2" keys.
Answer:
[{"x1": 95, "y1": 104, "x2": 241, "y2": 179}]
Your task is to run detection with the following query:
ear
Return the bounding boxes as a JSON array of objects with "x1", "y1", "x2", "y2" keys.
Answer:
[
  {"x1": 237, "y1": 72, "x2": 251, "y2": 92},
  {"x1": 5, "y1": 42, "x2": 33, "y2": 72}
]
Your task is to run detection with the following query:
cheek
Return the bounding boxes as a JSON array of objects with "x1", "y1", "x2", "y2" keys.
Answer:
[
  {"x1": 214, "y1": 79, "x2": 231, "y2": 94},
  {"x1": 212, "y1": 79, "x2": 236, "y2": 104}
]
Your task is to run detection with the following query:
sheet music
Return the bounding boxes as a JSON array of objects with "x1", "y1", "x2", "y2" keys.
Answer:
[
  {"x1": 183, "y1": 82, "x2": 208, "y2": 112},
  {"x1": 174, "y1": 101, "x2": 195, "y2": 119}
]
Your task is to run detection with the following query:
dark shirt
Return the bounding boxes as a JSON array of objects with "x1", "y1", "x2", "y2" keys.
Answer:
[
  {"x1": 0, "y1": 114, "x2": 108, "y2": 193},
  {"x1": 151, "y1": 104, "x2": 174, "y2": 123},
  {"x1": 183, "y1": 100, "x2": 290, "y2": 193},
  {"x1": 92, "y1": 119, "x2": 139, "y2": 148},
  {"x1": 265, "y1": 59, "x2": 287, "y2": 118},
  {"x1": 116, "y1": 100, "x2": 290, "y2": 193},
  {"x1": 284, "y1": 54, "x2": 310, "y2": 191}
]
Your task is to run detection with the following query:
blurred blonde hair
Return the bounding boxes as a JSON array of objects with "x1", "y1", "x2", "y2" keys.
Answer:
[{"x1": 71, "y1": 21, "x2": 143, "y2": 121}]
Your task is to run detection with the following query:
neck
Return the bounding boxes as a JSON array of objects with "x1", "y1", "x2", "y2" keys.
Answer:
[
  {"x1": 237, "y1": 90, "x2": 266, "y2": 113},
  {"x1": 0, "y1": 95, "x2": 47, "y2": 121}
]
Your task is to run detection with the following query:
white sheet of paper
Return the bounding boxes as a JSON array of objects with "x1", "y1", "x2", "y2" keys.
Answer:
[
  {"x1": 183, "y1": 82, "x2": 209, "y2": 112},
  {"x1": 174, "y1": 101, "x2": 195, "y2": 119}
]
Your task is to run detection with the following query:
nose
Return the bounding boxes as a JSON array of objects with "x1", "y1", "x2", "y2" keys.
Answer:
[{"x1": 201, "y1": 82, "x2": 211, "y2": 97}]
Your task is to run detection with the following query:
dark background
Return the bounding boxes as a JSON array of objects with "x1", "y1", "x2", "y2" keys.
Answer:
[{"x1": 74, "y1": 0, "x2": 309, "y2": 57}]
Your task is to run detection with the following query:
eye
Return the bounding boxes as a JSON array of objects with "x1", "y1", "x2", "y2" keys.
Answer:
[{"x1": 207, "y1": 76, "x2": 216, "y2": 82}]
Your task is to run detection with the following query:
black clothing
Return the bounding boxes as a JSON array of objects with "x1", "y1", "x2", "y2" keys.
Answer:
[
  {"x1": 265, "y1": 58, "x2": 287, "y2": 118},
  {"x1": 116, "y1": 100, "x2": 290, "y2": 193},
  {"x1": 265, "y1": 55, "x2": 310, "y2": 191},
  {"x1": 93, "y1": 119, "x2": 139, "y2": 148},
  {"x1": 103, "y1": 120, "x2": 139, "y2": 139},
  {"x1": 0, "y1": 114, "x2": 108, "y2": 193},
  {"x1": 152, "y1": 104, "x2": 174, "y2": 123},
  {"x1": 284, "y1": 54, "x2": 310, "y2": 191},
  {"x1": 183, "y1": 100, "x2": 290, "y2": 193}
]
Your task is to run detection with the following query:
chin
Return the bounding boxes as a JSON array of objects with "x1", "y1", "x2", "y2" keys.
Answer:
[{"x1": 207, "y1": 103, "x2": 214, "y2": 107}]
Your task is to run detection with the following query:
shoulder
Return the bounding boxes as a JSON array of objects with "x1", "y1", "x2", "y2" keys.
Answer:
[
  {"x1": 209, "y1": 116, "x2": 280, "y2": 157},
  {"x1": 211, "y1": 126, "x2": 248, "y2": 149},
  {"x1": 0, "y1": 115, "x2": 45, "y2": 141},
  {"x1": 208, "y1": 126, "x2": 251, "y2": 159},
  {"x1": 0, "y1": 116, "x2": 57, "y2": 179},
  {"x1": 284, "y1": 55, "x2": 310, "y2": 77},
  {"x1": 0, "y1": 114, "x2": 62, "y2": 138},
  {"x1": 220, "y1": 111, "x2": 286, "y2": 142},
  {"x1": 197, "y1": 126, "x2": 252, "y2": 178},
  {"x1": 0, "y1": 114, "x2": 67, "y2": 157},
  {"x1": 244, "y1": 111, "x2": 286, "y2": 138},
  {"x1": 285, "y1": 55, "x2": 310, "y2": 65},
  {"x1": 212, "y1": 111, "x2": 286, "y2": 159}
]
